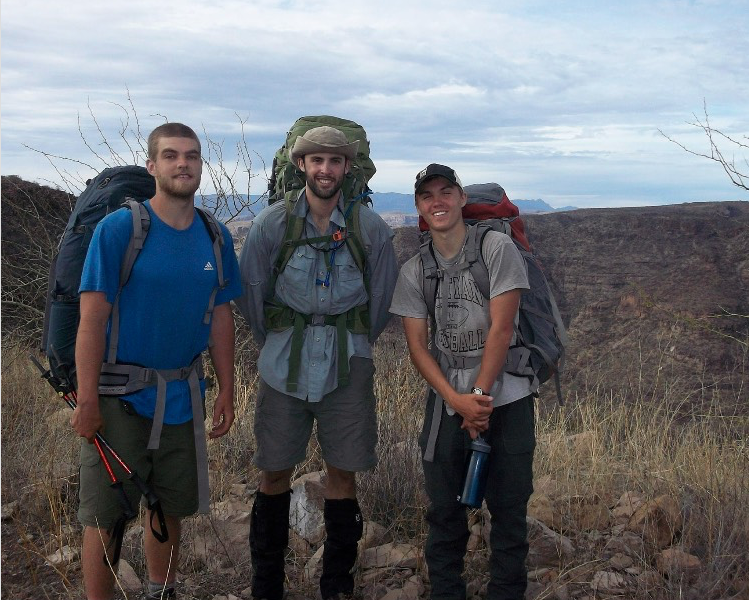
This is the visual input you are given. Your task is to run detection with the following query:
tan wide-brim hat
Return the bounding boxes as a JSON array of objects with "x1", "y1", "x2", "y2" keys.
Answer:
[{"x1": 290, "y1": 126, "x2": 360, "y2": 163}]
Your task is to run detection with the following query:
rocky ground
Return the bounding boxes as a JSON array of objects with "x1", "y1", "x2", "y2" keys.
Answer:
[{"x1": 3, "y1": 431, "x2": 734, "y2": 600}]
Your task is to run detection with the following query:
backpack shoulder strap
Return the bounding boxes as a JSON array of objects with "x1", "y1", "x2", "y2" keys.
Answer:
[
  {"x1": 343, "y1": 199, "x2": 370, "y2": 293},
  {"x1": 269, "y1": 197, "x2": 306, "y2": 297},
  {"x1": 107, "y1": 199, "x2": 150, "y2": 364},
  {"x1": 466, "y1": 223, "x2": 491, "y2": 301},
  {"x1": 418, "y1": 234, "x2": 439, "y2": 319},
  {"x1": 195, "y1": 207, "x2": 228, "y2": 325}
]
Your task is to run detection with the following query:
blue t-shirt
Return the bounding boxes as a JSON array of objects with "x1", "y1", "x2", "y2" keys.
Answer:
[{"x1": 79, "y1": 200, "x2": 241, "y2": 423}]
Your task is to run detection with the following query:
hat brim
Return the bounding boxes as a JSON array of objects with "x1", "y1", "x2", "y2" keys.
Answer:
[{"x1": 290, "y1": 138, "x2": 359, "y2": 163}]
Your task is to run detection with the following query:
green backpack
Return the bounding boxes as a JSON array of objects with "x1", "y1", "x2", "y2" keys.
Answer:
[
  {"x1": 264, "y1": 116, "x2": 376, "y2": 393},
  {"x1": 267, "y1": 115, "x2": 376, "y2": 206}
]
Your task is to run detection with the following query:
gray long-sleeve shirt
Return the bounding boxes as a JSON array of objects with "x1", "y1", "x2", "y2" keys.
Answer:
[{"x1": 236, "y1": 191, "x2": 397, "y2": 401}]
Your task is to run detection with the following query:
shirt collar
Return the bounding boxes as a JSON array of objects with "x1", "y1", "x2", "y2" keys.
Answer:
[{"x1": 294, "y1": 189, "x2": 347, "y2": 230}]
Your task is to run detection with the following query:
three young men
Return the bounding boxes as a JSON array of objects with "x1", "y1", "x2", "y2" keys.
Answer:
[
  {"x1": 390, "y1": 164, "x2": 536, "y2": 600},
  {"x1": 236, "y1": 125, "x2": 398, "y2": 600},
  {"x1": 73, "y1": 123, "x2": 241, "y2": 600},
  {"x1": 72, "y1": 121, "x2": 535, "y2": 600}
]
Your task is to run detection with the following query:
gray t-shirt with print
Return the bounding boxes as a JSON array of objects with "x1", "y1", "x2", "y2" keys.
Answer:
[{"x1": 390, "y1": 228, "x2": 532, "y2": 412}]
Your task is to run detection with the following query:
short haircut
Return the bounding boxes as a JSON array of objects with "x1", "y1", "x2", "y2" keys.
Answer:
[{"x1": 147, "y1": 123, "x2": 201, "y2": 160}]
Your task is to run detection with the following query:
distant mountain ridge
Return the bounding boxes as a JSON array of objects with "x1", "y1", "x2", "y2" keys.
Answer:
[
  {"x1": 370, "y1": 192, "x2": 571, "y2": 214},
  {"x1": 202, "y1": 192, "x2": 573, "y2": 219}
]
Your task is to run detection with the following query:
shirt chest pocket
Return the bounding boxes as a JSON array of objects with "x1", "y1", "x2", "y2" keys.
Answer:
[
  {"x1": 277, "y1": 250, "x2": 317, "y2": 300},
  {"x1": 331, "y1": 250, "x2": 367, "y2": 312}
]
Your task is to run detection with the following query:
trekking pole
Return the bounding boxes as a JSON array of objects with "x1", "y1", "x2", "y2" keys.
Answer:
[{"x1": 30, "y1": 355, "x2": 170, "y2": 546}]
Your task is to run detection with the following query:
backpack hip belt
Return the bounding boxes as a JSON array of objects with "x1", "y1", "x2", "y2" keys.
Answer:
[
  {"x1": 98, "y1": 356, "x2": 211, "y2": 513},
  {"x1": 263, "y1": 303, "x2": 369, "y2": 394}
]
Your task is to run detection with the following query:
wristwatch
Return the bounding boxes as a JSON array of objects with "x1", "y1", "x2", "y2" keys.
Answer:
[{"x1": 471, "y1": 386, "x2": 485, "y2": 395}]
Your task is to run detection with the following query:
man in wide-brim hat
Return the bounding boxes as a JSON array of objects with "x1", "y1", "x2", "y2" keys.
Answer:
[
  {"x1": 290, "y1": 125, "x2": 359, "y2": 163},
  {"x1": 237, "y1": 123, "x2": 397, "y2": 600}
]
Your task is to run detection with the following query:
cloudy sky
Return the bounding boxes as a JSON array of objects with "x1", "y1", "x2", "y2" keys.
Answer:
[{"x1": 2, "y1": 0, "x2": 748, "y2": 208}]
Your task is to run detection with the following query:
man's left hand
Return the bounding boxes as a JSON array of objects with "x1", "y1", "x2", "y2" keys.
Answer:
[{"x1": 208, "y1": 389, "x2": 235, "y2": 439}]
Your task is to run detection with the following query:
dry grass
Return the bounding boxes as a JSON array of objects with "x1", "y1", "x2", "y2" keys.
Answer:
[{"x1": 2, "y1": 330, "x2": 747, "y2": 599}]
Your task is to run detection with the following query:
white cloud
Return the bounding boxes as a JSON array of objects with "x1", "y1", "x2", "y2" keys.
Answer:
[{"x1": 1, "y1": 0, "x2": 747, "y2": 205}]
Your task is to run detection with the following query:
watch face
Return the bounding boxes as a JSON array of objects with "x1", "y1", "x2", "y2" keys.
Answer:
[{"x1": 472, "y1": 387, "x2": 484, "y2": 395}]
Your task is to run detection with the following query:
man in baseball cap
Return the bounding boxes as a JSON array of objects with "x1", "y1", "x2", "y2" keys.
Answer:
[
  {"x1": 390, "y1": 162, "x2": 534, "y2": 600},
  {"x1": 414, "y1": 163, "x2": 463, "y2": 194}
]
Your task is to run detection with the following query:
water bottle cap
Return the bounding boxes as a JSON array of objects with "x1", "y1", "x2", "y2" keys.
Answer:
[{"x1": 470, "y1": 436, "x2": 491, "y2": 453}]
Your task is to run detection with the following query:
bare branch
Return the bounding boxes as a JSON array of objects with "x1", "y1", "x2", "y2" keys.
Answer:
[{"x1": 660, "y1": 100, "x2": 748, "y2": 192}]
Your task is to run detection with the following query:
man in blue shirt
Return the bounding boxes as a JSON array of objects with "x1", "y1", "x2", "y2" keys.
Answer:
[
  {"x1": 72, "y1": 123, "x2": 241, "y2": 600},
  {"x1": 237, "y1": 125, "x2": 397, "y2": 600}
]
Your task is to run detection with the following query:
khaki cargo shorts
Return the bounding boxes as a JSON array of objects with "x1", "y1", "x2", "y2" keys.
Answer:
[
  {"x1": 253, "y1": 357, "x2": 378, "y2": 472},
  {"x1": 78, "y1": 397, "x2": 198, "y2": 529}
]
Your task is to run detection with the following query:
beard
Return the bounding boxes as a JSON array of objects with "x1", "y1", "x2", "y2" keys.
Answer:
[
  {"x1": 306, "y1": 172, "x2": 344, "y2": 200},
  {"x1": 155, "y1": 173, "x2": 201, "y2": 200}
]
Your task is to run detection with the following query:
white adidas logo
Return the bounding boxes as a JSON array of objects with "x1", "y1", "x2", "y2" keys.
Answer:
[{"x1": 204, "y1": 262, "x2": 214, "y2": 271}]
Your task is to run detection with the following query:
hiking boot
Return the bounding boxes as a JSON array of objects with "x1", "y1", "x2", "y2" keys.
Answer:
[{"x1": 142, "y1": 586, "x2": 176, "y2": 600}]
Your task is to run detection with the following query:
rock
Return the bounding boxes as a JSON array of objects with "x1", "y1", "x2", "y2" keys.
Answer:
[
  {"x1": 551, "y1": 583, "x2": 570, "y2": 600},
  {"x1": 655, "y1": 547, "x2": 702, "y2": 582},
  {"x1": 525, "y1": 580, "x2": 545, "y2": 599},
  {"x1": 406, "y1": 574, "x2": 425, "y2": 596},
  {"x1": 360, "y1": 520, "x2": 390, "y2": 551},
  {"x1": 467, "y1": 523, "x2": 483, "y2": 552},
  {"x1": 303, "y1": 544, "x2": 325, "y2": 581},
  {"x1": 568, "y1": 494, "x2": 611, "y2": 531},
  {"x1": 526, "y1": 516, "x2": 575, "y2": 568},
  {"x1": 1, "y1": 501, "x2": 18, "y2": 521},
  {"x1": 123, "y1": 524, "x2": 144, "y2": 546},
  {"x1": 527, "y1": 567, "x2": 551, "y2": 581},
  {"x1": 116, "y1": 559, "x2": 142, "y2": 592},
  {"x1": 228, "y1": 483, "x2": 253, "y2": 500},
  {"x1": 45, "y1": 545, "x2": 79, "y2": 566},
  {"x1": 527, "y1": 493, "x2": 559, "y2": 530},
  {"x1": 603, "y1": 530, "x2": 646, "y2": 559},
  {"x1": 380, "y1": 579, "x2": 421, "y2": 600},
  {"x1": 289, "y1": 471, "x2": 326, "y2": 544},
  {"x1": 590, "y1": 570, "x2": 627, "y2": 594},
  {"x1": 190, "y1": 499, "x2": 252, "y2": 572},
  {"x1": 627, "y1": 495, "x2": 682, "y2": 550},
  {"x1": 360, "y1": 542, "x2": 420, "y2": 570},
  {"x1": 466, "y1": 576, "x2": 485, "y2": 597},
  {"x1": 608, "y1": 552, "x2": 634, "y2": 570},
  {"x1": 611, "y1": 491, "x2": 645, "y2": 522}
]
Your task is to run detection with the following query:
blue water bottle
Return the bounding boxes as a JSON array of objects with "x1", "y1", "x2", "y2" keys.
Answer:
[{"x1": 459, "y1": 434, "x2": 491, "y2": 508}]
